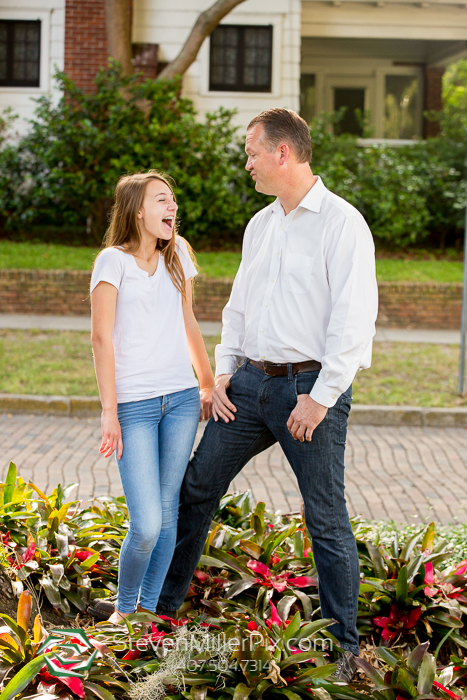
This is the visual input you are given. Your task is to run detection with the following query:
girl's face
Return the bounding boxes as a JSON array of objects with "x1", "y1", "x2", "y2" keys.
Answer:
[{"x1": 137, "y1": 179, "x2": 178, "y2": 241}]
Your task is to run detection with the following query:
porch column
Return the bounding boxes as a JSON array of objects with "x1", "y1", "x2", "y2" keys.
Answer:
[{"x1": 423, "y1": 66, "x2": 444, "y2": 138}]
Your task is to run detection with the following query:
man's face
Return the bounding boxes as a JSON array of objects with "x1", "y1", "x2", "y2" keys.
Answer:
[{"x1": 245, "y1": 124, "x2": 281, "y2": 195}]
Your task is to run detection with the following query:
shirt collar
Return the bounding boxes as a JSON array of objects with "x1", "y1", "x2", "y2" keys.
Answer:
[
  {"x1": 297, "y1": 176, "x2": 326, "y2": 213},
  {"x1": 271, "y1": 176, "x2": 326, "y2": 218}
]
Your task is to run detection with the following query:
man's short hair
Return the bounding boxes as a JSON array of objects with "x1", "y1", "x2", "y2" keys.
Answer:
[{"x1": 247, "y1": 108, "x2": 312, "y2": 163}]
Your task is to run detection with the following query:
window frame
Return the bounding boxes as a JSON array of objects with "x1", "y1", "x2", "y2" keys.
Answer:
[
  {"x1": 0, "y1": 19, "x2": 41, "y2": 88},
  {"x1": 209, "y1": 24, "x2": 273, "y2": 93}
]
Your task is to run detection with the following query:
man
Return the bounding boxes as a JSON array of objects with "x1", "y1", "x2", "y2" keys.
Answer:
[
  {"x1": 92, "y1": 107, "x2": 378, "y2": 678},
  {"x1": 156, "y1": 109, "x2": 378, "y2": 679}
]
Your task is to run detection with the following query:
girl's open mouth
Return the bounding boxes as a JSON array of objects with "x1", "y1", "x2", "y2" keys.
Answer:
[{"x1": 162, "y1": 216, "x2": 174, "y2": 232}]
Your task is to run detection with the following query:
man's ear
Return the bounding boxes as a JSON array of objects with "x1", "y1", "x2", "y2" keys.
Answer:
[{"x1": 278, "y1": 143, "x2": 290, "y2": 165}]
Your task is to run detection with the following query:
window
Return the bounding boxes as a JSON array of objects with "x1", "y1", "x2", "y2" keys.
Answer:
[
  {"x1": 0, "y1": 20, "x2": 40, "y2": 87},
  {"x1": 334, "y1": 88, "x2": 365, "y2": 136},
  {"x1": 300, "y1": 74, "x2": 316, "y2": 124},
  {"x1": 209, "y1": 25, "x2": 272, "y2": 92},
  {"x1": 384, "y1": 75, "x2": 421, "y2": 139}
]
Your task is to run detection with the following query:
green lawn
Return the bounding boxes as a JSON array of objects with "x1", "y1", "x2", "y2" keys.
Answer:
[
  {"x1": 1, "y1": 329, "x2": 465, "y2": 407},
  {"x1": 0, "y1": 240, "x2": 464, "y2": 282}
]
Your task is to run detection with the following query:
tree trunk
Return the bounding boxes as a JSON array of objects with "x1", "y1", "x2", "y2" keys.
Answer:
[
  {"x1": 105, "y1": 0, "x2": 133, "y2": 75},
  {"x1": 158, "y1": 0, "x2": 247, "y2": 81}
]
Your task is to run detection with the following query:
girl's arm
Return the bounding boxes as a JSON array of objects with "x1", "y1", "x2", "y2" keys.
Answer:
[
  {"x1": 183, "y1": 279, "x2": 215, "y2": 421},
  {"x1": 91, "y1": 281, "x2": 123, "y2": 459}
]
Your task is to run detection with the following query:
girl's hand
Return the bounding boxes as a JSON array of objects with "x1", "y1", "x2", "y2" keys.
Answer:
[
  {"x1": 199, "y1": 387, "x2": 213, "y2": 422},
  {"x1": 100, "y1": 409, "x2": 123, "y2": 460}
]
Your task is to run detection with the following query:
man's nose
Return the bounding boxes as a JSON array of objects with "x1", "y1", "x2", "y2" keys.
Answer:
[{"x1": 245, "y1": 158, "x2": 252, "y2": 171}]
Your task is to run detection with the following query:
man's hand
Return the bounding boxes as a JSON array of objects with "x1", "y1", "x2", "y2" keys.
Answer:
[
  {"x1": 212, "y1": 374, "x2": 237, "y2": 423},
  {"x1": 287, "y1": 395, "x2": 328, "y2": 442}
]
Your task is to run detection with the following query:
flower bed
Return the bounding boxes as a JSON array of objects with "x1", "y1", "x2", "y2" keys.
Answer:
[{"x1": 0, "y1": 463, "x2": 466, "y2": 700}]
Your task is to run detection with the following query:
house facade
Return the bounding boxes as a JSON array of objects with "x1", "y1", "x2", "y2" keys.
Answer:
[{"x1": 1, "y1": 0, "x2": 466, "y2": 140}]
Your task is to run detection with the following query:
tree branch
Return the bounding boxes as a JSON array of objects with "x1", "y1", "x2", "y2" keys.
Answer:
[{"x1": 158, "y1": 0, "x2": 247, "y2": 81}]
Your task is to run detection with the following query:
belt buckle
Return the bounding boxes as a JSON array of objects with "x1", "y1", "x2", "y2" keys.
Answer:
[{"x1": 263, "y1": 361, "x2": 276, "y2": 376}]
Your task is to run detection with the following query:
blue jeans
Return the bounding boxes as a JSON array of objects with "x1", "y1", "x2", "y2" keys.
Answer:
[
  {"x1": 115, "y1": 387, "x2": 200, "y2": 613},
  {"x1": 158, "y1": 361, "x2": 359, "y2": 655}
]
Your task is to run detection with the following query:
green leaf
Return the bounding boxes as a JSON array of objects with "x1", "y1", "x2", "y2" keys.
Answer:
[
  {"x1": 417, "y1": 653, "x2": 436, "y2": 695},
  {"x1": 233, "y1": 683, "x2": 254, "y2": 700},
  {"x1": 375, "y1": 647, "x2": 400, "y2": 669},
  {"x1": 280, "y1": 650, "x2": 325, "y2": 670},
  {"x1": 226, "y1": 529, "x2": 255, "y2": 551},
  {"x1": 239, "y1": 539, "x2": 264, "y2": 560},
  {"x1": 224, "y1": 577, "x2": 258, "y2": 599},
  {"x1": 294, "y1": 590, "x2": 312, "y2": 621},
  {"x1": 396, "y1": 566, "x2": 408, "y2": 605},
  {"x1": 434, "y1": 628, "x2": 455, "y2": 661},
  {"x1": 61, "y1": 588, "x2": 87, "y2": 612},
  {"x1": 294, "y1": 531, "x2": 304, "y2": 558},
  {"x1": 295, "y1": 663, "x2": 337, "y2": 683},
  {"x1": 395, "y1": 666, "x2": 418, "y2": 698},
  {"x1": 355, "y1": 657, "x2": 386, "y2": 686},
  {"x1": 296, "y1": 619, "x2": 335, "y2": 642},
  {"x1": 284, "y1": 612, "x2": 302, "y2": 643},
  {"x1": 277, "y1": 596, "x2": 297, "y2": 622},
  {"x1": 407, "y1": 643, "x2": 430, "y2": 672},
  {"x1": 421, "y1": 523, "x2": 435, "y2": 554},
  {"x1": 39, "y1": 576, "x2": 61, "y2": 608},
  {"x1": 275, "y1": 689, "x2": 303, "y2": 700},
  {"x1": 260, "y1": 524, "x2": 297, "y2": 565},
  {"x1": 0, "y1": 652, "x2": 53, "y2": 700},
  {"x1": 83, "y1": 681, "x2": 117, "y2": 700},
  {"x1": 365, "y1": 542, "x2": 387, "y2": 580},
  {"x1": 400, "y1": 531, "x2": 423, "y2": 562},
  {"x1": 204, "y1": 548, "x2": 252, "y2": 575},
  {"x1": 3, "y1": 463, "x2": 17, "y2": 505}
]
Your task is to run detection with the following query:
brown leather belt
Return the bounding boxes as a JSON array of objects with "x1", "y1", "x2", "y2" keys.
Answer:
[{"x1": 248, "y1": 359, "x2": 322, "y2": 376}]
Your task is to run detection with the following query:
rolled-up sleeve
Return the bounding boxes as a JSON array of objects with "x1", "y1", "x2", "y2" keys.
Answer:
[{"x1": 310, "y1": 215, "x2": 378, "y2": 408}]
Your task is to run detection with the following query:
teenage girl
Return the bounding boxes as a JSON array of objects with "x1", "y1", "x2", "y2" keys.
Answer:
[{"x1": 90, "y1": 171, "x2": 214, "y2": 622}]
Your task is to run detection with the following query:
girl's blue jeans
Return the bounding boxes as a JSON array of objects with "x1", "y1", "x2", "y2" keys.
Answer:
[{"x1": 115, "y1": 387, "x2": 200, "y2": 613}]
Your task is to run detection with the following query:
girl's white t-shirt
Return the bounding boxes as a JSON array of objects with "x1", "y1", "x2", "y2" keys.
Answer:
[{"x1": 91, "y1": 238, "x2": 199, "y2": 404}]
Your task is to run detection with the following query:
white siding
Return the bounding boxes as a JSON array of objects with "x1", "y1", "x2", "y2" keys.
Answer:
[
  {"x1": 301, "y1": 1, "x2": 467, "y2": 42},
  {"x1": 133, "y1": 0, "x2": 302, "y2": 134},
  {"x1": 0, "y1": 0, "x2": 65, "y2": 134}
]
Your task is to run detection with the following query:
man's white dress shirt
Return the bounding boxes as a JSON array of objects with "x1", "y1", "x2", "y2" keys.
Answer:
[{"x1": 215, "y1": 177, "x2": 378, "y2": 408}]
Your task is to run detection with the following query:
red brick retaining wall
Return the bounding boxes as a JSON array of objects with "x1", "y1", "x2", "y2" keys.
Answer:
[{"x1": 0, "y1": 270, "x2": 463, "y2": 329}]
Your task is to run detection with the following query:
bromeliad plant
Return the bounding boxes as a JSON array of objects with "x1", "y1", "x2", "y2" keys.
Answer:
[
  {"x1": 357, "y1": 523, "x2": 467, "y2": 654},
  {"x1": 1, "y1": 467, "x2": 467, "y2": 699},
  {"x1": 0, "y1": 463, "x2": 126, "y2": 615},
  {"x1": 356, "y1": 642, "x2": 467, "y2": 700}
]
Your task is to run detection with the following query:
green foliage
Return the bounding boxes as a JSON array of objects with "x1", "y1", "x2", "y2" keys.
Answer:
[
  {"x1": 1, "y1": 472, "x2": 467, "y2": 699},
  {"x1": 0, "y1": 63, "x2": 263, "y2": 248},
  {"x1": 0, "y1": 462, "x2": 125, "y2": 615},
  {"x1": 308, "y1": 115, "x2": 465, "y2": 249},
  {"x1": 438, "y1": 59, "x2": 467, "y2": 143},
  {"x1": 0, "y1": 66, "x2": 465, "y2": 251}
]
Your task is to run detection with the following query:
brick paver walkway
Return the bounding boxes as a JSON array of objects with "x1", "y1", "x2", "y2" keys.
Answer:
[{"x1": 1, "y1": 413, "x2": 466, "y2": 524}]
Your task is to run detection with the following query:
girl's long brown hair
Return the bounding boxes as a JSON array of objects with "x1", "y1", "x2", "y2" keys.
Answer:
[{"x1": 100, "y1": 170, "x2": 195, "y2": 300}]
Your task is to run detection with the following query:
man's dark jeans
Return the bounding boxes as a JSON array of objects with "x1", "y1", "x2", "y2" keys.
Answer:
[{"x1": 157, "y1": 360, "x2": 360, "y2": 655}]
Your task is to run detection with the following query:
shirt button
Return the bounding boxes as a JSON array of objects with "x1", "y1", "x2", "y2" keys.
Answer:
[
  {"x1": 260, "y1": 329, "x2": 264, "y2": 333},
  {"x1": 271, "y1": 279, "x2": 274, "y2": 283},
  {"x1": 265, "y1": 304, "x2": 269, "y2": 307},
  {"x1": 261, "y1": 355, "x2": 265, "y2": 360}
]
